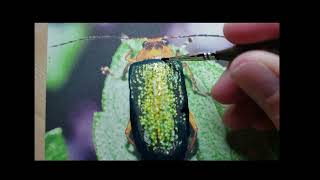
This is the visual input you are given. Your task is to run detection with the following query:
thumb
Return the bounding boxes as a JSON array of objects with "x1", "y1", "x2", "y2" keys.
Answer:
[{"x1": 229, "y1": 50, "x2": 279, "y2": 130}]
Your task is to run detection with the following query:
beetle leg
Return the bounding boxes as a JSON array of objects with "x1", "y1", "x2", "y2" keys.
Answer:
[
  {"x1": 100, "y1": 66, "x2": 113, "y2": 76},
  {"x1": 180, "y1": 37, "x2": 193, "y2": 50},
  {"x1": 125, "y1": 120, "x2": 135, "y2": 145},
  {"x1": 175, "y1": 49, "x2": 181, "y2": 57},
  {"x1": 182, "y1": 63, "x2": 210, "y2": 96},
  {"x1": 125, "y1": 49, "x2": 136, "y2": 63},
  {"x1": 121, "y1": 62, "x2": 133, "y2": 80},
  {"x1": 174, "y1": 37, "x2": 193, "y2": 57},
  {"x1": 188, "y1": 112, "x2": 198, "y2": 152},
  {"x1": 122, "y1": 46, "x2": 138, "y2": 80}
]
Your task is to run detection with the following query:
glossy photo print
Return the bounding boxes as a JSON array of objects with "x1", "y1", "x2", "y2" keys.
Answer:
[{"x1": 45, "y1": 23, "x2": 279, "y2": 160}]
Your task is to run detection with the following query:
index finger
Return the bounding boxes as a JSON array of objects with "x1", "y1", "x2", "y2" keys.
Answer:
[{"x1": 223, "y1": 23, "x2": 280, "y2": 44}]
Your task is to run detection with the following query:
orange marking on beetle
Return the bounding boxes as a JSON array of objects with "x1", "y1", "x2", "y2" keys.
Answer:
[{"x1": 125, "y1": 37, "x2": 175, "y2": 63}]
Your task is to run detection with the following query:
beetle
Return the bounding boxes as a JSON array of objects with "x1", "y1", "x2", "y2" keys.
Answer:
[{"x1": 116, "y1": 37, "x2": 208, "y2": 160}]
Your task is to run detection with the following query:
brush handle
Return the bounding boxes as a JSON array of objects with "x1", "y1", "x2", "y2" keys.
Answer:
[{"x1": 214, "y1": 39, "x2": 279, "y2": 61}]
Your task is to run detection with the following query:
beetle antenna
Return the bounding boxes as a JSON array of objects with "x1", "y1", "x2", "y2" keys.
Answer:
[
  {"x1": 166, "y1": 34, "x2": 225, "y2": 39},
  {"x1": 49, "y1": 35, "x2": 131, "y2": 48},
  {"x1": 49, "y1": 34, "x2": 225, "y2": 48}
]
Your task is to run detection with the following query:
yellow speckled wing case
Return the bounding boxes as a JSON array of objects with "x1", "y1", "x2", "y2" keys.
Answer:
[{"x1": 128, "y1": 59, "x2": 190, "y2": 160}]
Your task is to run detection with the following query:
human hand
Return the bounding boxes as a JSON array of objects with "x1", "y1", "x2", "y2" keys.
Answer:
[{"x1": 211, "y1": 23, "x2": 279, "y2": 131}]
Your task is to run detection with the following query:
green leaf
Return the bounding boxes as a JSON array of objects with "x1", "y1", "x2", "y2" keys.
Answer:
[
  {"x1": 93, "y1": 39, "x2": 279, "y2": 160},
  {"x1": 45, "y1": 128, "x2": 68, "y2": 160},
  {"x1": 93, "y1": 39, "x2": 144, "y2": 160},
  {"x1": 182, "y1": 60, "x2": 237, "y2": 160}
]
